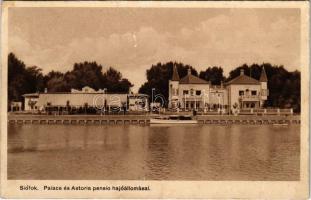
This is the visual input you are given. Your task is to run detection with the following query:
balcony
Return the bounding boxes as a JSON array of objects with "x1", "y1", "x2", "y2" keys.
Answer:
[
  {"x1": 182, "y1": 95, "x2": 204, "y2": 101},
  {"x1": 239, "y1": 95, "x2": 260, "y2": 102}
]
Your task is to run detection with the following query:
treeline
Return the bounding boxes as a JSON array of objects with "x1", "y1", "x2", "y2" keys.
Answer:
[
  {"x1": 8, "y1": 53, "x2": 300, "y2": 112},
  {"x1": 8, "y1": 53, "x2": 133, "y2": 102},
  {"x1": 138, "y1": 61, "x2": 300, "y2": 112}
]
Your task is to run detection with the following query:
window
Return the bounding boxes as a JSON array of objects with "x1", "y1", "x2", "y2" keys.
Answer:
[
  {"x1": 239, "y1": 91, "x2": 244, "y2": 96},
  {"x1": 190, "y1": 89, "x2": 194, "y2": 96},
  {"x1": 183, "y1": 90, "x2": 189, "y2": 95},
  {"x1": 196, "y1": 90, "x2": 201, "y2": 96},
  {"x1": 251, "y1": 90, "x2": 257, "y2": 96}
]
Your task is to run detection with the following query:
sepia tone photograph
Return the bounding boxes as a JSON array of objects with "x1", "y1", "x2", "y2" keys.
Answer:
[{"x1": 1, "y1": 1, "x2": 309, "y2": 199}]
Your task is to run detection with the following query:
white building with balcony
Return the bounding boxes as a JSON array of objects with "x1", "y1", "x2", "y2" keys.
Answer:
[
  {"x1": 168, "y1": 65, "x2": 268, "y2": 112},
  {"x1": 169, "y1": 67, "x2": 211, "y2": 110},
  {"x1": 225, "y1": 68, "x2": 268, "y2": 109}
]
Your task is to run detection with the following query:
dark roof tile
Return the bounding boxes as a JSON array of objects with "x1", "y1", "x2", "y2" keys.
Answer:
[
  {"x1": 179, "y1": 74, "x2": 209, "y2": 84},
  {"x1": 225, "y1": 75, "x2": 260, "y2": 85}
]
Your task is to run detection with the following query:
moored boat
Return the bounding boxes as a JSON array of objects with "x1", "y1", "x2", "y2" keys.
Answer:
[
  {"x1": 150, "y1": 115, "x2": 198, "y2": 124},
  {"x1": 273, "y1": 123, "x2": 289, "y2": 126}
]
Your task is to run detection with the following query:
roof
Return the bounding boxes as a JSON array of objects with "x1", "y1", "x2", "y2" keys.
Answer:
[
  {"x1": 171, "y1": 64, "x2": 180, "y2": 81},
  {"x1": 37, "y1": 92, "x2": 128, "y2": 95},
  {"x1": 225, "y1": 75, "x2": 260, "y2": 85},
  {"x1": 37, "y1": 93, "x2": 128, "y2": 107},
  {"x1": 259, "y1": 67, "x2": 268, "y2": 82},
  {"x1": 179, "y1": 74, "x2": 209, "y2": 84}
]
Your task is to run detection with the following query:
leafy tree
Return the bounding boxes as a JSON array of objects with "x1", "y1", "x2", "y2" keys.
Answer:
[
  {"x1": 103, "y1": 67, "x2": 122, "y2": 83},
  {"x1": 226, "y1": 63, "x2": 262, "y2": 81},
  {"x1": 199, "y1": 66, "x2": 225, "y2": 85},
  {"x1": 25, "y1": 66, "x2": 45, "y2": 92},
  {"x1": 102, "y1": 67, "x2": 133, "y2": 93},
  {"x1": 8, "y1": 53, "x2": 44, "y2": 103},
  {"x1": 139, "y1": 61, "x2": 197, "y2": 105},
  {"x1": 44, "y1": 71, "x2": 68, "y2": 92},
  {"x1": 64, "y1": 61, "x2": 104, "y2": 90},
  {"x1": 8, "y1": 53, "x2": 27, "y2": 102},
  {"x1": 46, "y1": 63, "x2": 133, "y2": 93}
]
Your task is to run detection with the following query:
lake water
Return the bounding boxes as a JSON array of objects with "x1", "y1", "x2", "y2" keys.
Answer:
[{"x1": 8, "y1": 124, "x2": 300, "y2": 180}]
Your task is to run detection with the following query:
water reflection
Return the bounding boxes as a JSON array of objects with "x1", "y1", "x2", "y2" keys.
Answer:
[{"x1": 8, "y1": 124, "x2": 300, "y2": 180}]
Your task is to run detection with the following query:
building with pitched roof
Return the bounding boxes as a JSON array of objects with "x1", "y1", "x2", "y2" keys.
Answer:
[
  {"x1": 225, "y1": 68, "x2": 268, "y2": 110},
  {"x1": 169, "y1": 67, "x2": 211, "y2": 110},
  {"x1": 168, "y1": 65, "x2": 268, "y2": 112}
]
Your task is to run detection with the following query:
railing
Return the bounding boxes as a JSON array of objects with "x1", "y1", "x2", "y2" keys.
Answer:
[
  {"x1": 144, "y1": 108, "x2": 293, "y2": 116},
  {"x1": 182, "y1": 96, "x2": 204, "y2": 101},
  {"x1": 239, "y1": 108, "x2": 293, "y2": 115},
  {"x1": 238, "y1": 95, "x2": 260, "y2": 101}
]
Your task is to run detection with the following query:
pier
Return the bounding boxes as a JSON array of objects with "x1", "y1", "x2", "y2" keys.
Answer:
[
  {"x1": 8, "y1": 114, "x2": 300, "y2": 125},
  {"x1": 9, "y1": 115, "x2": 150, "y2": 125},
  {"x1": 195, "y1": 115, "x2": 300, "y2": 125}
]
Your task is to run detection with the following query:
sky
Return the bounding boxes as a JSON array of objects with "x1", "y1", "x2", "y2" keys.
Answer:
[{"x1": 8, "y1": 7, "x2": 301, "y2": 92}]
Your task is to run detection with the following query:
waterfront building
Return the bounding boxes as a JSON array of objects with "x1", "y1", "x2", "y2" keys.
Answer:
[
  {"x1": 168, "y1": 65, "x2": 268, "y2": 112},
  {"x1": 23, "y1": 86, "x2": 149, "y2": 112},
  {"x1": 9, "y1": 101, "x2": 23, "y2": 112},
  {"x1": 23, "y1": 93, "x2": 39, "y2": 111},
  {"x1": 169, "y1": 67, "x2": 211, "y2": 110},
  {"x1": 225, "y1": 68, "x2": 268, "y2": 109}
]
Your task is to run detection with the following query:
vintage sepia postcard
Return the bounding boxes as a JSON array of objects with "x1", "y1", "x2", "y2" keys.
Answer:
[{"x1": 0, "y1": 1, "x2": 309, "y2": 199}]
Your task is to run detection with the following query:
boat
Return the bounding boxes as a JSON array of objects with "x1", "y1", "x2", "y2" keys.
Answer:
[
  {"x1": 273, "y1": 123, "x2": 289, "y2": 126},
  {"x1": 150, "y1": 115, "x2": 198, "y2": 124}
]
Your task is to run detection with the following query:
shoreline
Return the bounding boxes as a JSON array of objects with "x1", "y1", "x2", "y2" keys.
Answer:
[{"x1": 8, "y1": 113, "x2": 301, "y2": 125}]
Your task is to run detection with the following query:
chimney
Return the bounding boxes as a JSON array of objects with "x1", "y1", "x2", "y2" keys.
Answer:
[
  {"x1": 44, "y1": 88, "x2": 47, "y2": 93},
  {"x1": 240, "y1": 69, "x2": 244, "y2": 76},
  {"x1": 188, "y1": 68, "x2": 191, "y2": 75}
]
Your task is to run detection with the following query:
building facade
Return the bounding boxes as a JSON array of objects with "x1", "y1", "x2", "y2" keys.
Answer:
[
  {"x1": 23, "y1": 86, "x2": 149, "y2": 112},
  {"x1": 168, "y1": 65, "x2": 268, "y2": 112},
  {"x1": 169, "y1": 67, "x2": 211, "y2": 110}
]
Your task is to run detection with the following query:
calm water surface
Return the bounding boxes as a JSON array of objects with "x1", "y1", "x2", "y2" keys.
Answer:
[{"x1": 8, "y1": 124, "x2": 300, "y2": 180}]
